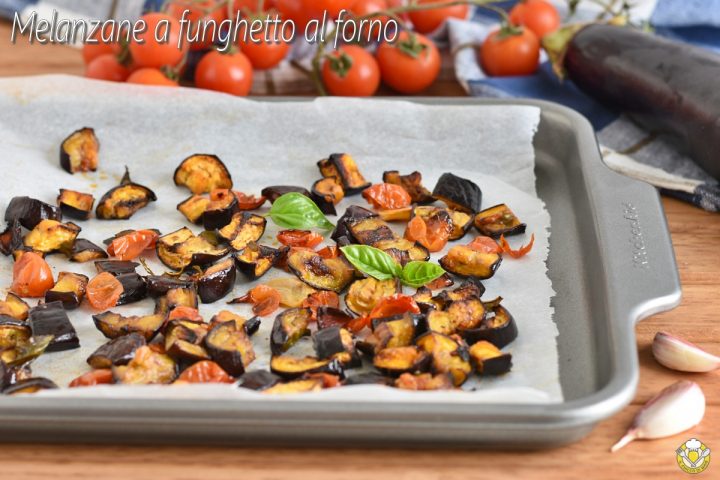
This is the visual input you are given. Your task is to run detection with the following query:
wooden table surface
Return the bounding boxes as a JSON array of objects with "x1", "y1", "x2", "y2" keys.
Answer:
[{"x1": 1, "y1": 21, "x2": 718, "y2": 480}]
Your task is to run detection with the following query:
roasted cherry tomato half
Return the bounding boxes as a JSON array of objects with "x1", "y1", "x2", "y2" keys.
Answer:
[
  {"x1": 234, "y1": 192, "x2": 267, "y2": 210},
  {"x1": 11, "y1": 251, "x2": 54, "y2": 298},
  {"x1": 467, "y1": 235, "x2": 502, "y2": 254},
  {"x1": 362, "y1": 183, "x2": 412, "y2": 210},
  {"x1": 69, "y1": 369, "x2": 114, "y2": 387},
  {"x1": 499, "y1": 233, "x2": 535, "y2": 258},
  {"x1": 167, "y1": 306, "x2": 204, "y2": 322},
  {"x1": 108, "y1": 229, "x2": 159, "y2": 261},
  {"x1": 405, "y1": 215, "x2": 451, "y2": 252},
  {"x1": 176, "y1": 360, "x2": 235, "y2": 383},
  {"x1": 86, "y1": 272, "x2": 124, "y2": 310},
  {"x1": 277, "y1": 230, "x2": 324, "y2": 248},
  {"x1": 237, "y1": 285, "x2": 282, "y2": 316}
]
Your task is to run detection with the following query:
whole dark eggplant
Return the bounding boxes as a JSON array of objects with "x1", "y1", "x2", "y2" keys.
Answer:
[{"x1": 556, "y1": 24, "x2": 720, "y2": 181}]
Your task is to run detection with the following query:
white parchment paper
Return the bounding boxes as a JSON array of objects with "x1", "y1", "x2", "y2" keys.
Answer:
[{"x1": 0, "y1": 75, "x2": 559, "y2": 403}]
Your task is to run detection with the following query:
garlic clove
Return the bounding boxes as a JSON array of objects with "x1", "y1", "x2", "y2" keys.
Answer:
[
  {"x1": 652, "y1": 331, "x2": 720, "y2": 373},
  {"x1": 611, "y1": 380, "x2": 705, "y2": 452}
]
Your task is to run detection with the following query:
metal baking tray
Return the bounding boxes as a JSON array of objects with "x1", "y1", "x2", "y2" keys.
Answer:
[{"x1": 0, "y1": 98, "x2": 681, "y2": 448}]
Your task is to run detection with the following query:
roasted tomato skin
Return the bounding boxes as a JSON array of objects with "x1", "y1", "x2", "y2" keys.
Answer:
[
  {"x1": 362, "y1": 183, "x2": 412, "y2": 210},
  {"x1": 108, "y1": 229, "x2": 159, "y2": 261},
  {"x1": 176, "y1": 360, "x2": 234, "y2": 383},
  {"x1": 277, "y1": 230, "x2": 324, "y2": 248},
  {"x1": 86, "y1": 272, "x2": 124, "y2": 310},
  {"x1": 11, "y1": 252, "x2": 54, "y2": 298},
  {"x1": 69, "y1": 369, "x2": 114, "y2": 387}
]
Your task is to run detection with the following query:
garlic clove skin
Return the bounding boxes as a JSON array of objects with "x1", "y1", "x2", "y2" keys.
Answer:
[
  {"x1": 652, "y1": 331, "x2": 720, "y2": 373},
  {"x1": 611, "y1": 380, "x2": 705, "y2": 452}
]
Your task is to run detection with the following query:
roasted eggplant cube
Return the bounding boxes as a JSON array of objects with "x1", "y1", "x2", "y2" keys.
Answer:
[
  {"x1": 270, "y1": 355, "x2": 343, "y2": 380},
  {"x1": 262, "y1": 377, "x2": 324, "y2": 394},
  {"x1": 394, "y1": 372, "x2": 454, "y2": 391},
  {"x1": 0, "y1": 317, "x2": 31, "y2": 349},
  {"x1": 157, "y1": 227, "x2": 229, "y2": 271},
  {"x1": 60, "y1": 127, "x2": 99, "y2": 174},
  {"x1": 69, "y1": 239, "x2": 108, "y2": 262},
  {"x1": 146, "y1": 275, "x2": 196, "y2": 298},
  {"x1": 345, "y1": 277, "x2": 400, "y2": 316},
  {"x1": 87, "y1": 332, "x2": 146, "y2": 369},
  {"x1": 377, "y1": 207, "x2": 413, "y2": 223},
  {"x1": 287, "y1": 249, "x2": 354, "y2": 293},
  {"x1": 3, "y1": 377, "x2": 58, "y2": 395},
  {"x1": 174, "y1": 154, "x2": 233, "y2": 194},
  {"x1": 261, "y1": 185, "x2": 311, "y2": 203},
  {"x1": 439, "y1": 245, "x2": 502, "y2": 279},
  {"x1": 474, "y1": 204, "x2": 527, "y2": 238},
  {"x1": 469, "y1": 340, "x2": 512, "y2": 375},
  {"x1": 165, "y1": 322, "x2": 210, "y2": 362},
  {"x1": 382, "y1": 170, "x2": 434, "y2": 204},
  {"x1": 423, "y1": 310, "x2": 455, "y2": 335},
  {"x1": 317, "y1": 154, "x2": 370, "y2": 195},
  {"x1": 0, "y1": 332, "x2": 52, "y2": 367},
  {"x1": 0, "y1": 293, "x2": 29, "y2": 321},
  {"x1": 92, "y1": 311, "x2": 164, "y2": 341},
  {"x1": 23, "y1": 219, "x2": 81, "y2": 254},
  {"x1": 346, "y1": 216, "x2": 395, "y2": 246},
  {"x1": 312, "y1": 177, "x2": 345, "y2": 207},
  {"x1": 204, "y1": 321, "x2": 256, "y2": 376},
  {"x1": 177, "y1": 195, "x2": 210, "y2": 224},
  {"x1": 217, "y1": 212, "x2": 266, "y2": 251},
  {"x1": 373, "y1": 346, "x2": 430, "y2": 377},
  {"x1": 94, "y1": 260, "x2": 139, "y2": 275},
  {"x1": 29, "y1": 301, "x2": 79, "y2": 352},
  {"x1": 447, "y1": 210, "x2": 474, "y2": 241},
  {"x1": 234, "y1": 243, "x2": 281, "y2": 280},
  {"x1": 203, "y1": 190, "x2": 240, "y2": 230},
  {"x1": 416, "y1": 332, "x2": 472, "y2": 387},
  {"x1": 0, "y1": 220, "x2": 23, "y2": 256},
  {"x1": 44, "y1": 271, "x2": 89, "y2": 310},
  {"x1": 197, "y1": 258, "x2": 236, "y2": 304},
  {"x1": 237, "y1": 370, "x2": 281, "y2": 391},
  {"x1": 432, "y1": 172, "x2": 482, "y2": 214},
  {"x1": 462, "y1": 305, "x2": 518, "y2": 348},
  {"x1": 95, "y1": 173, "x2": 157, "y2": 220},
  {"x1": 375, "y1": 238, "x2": 430, "y2": 263},
  {"x1": 372, "y1": 314, "x2": 418, "y2": 351},
  {"x1": 57, "y1": 189, "x2": 95, "y2": 220},
  {"x1": 115, "y1": 273, "x2": 147, "y2": 305},
  {"x1": 112, "y1": 346, "x2": 177, "y2": 385},
  {"x1": 343, "y1": 372, "x2": 394, "y2": 386},
  {"x1": 270, "y1": 308, "x2": 312, "y2": 355},
  {"x1": 4, "y1": 197, "x2": 62, "y2": 230},
  {"x1": 312, "y1": 327, "x2": 355, "y2": 359},
  {"x1": 210, "y1": 310, "x2": 261, "y2": 336},
  {"x1": 331, "y1": 205, "x2": 376, "y2": 242},
  {"x1": 155, "y1": 287, "x2": 200, "y2": 316},
  {"x1": 446, "y1": 297, "x2": 486, "y2": 331},
  {"x1": 316, "y1": 307, "x2": 354, "y2": 330}
]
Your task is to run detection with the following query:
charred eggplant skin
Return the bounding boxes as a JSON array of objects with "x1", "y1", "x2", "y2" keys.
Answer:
[
  {"x1": 0, "y1": 220, "x2": 23, "y2": 256},
  {"x1": 204, "y1": 320, "x2": 256, "y2": 376},
  {"x1": 146, "y1": 275, "x2": 196, "y2": 298},
  {"x1": 287, "y1": 249, "x2": 355, "y2": 293},
  {"x1": 237, "y1": 370, "x2": 281, "y2": 391},
  {"x1": 197, "y1": 258, "x2": 236, "y2": 304},
  {"x1": 87, "y1": 332, "x2": 146, "y2": 369},
  {"x1": 432, "y1": 173, "x2": 482, "y2": 214},
  {"x1": 69, "y1": 239, "x2": 108, "y2": 262},
  {"x1": 317, "y1": 154, "x2": 371, "y2": 195},
  {"x1": 95, "y1": 169, "x2": 157, "y2": 220},
  {"x1": 4, "y1": 197, "x2": 62, "y2": 230},
  {"x1": 115, "y1": 273, "x2": 148, "y2": 305},
  {"x1": 94, "y1": 260, "x2": 138, "y2": 276},
  {"x1": 29, "y1": 301, "x2": 80, "y2": 352},
  {"x1": 44, "y1": 271, "x2": 89, "y2": 310},
  {"x1": 461, "y1": 305, "x2": 518, "y2": 348},
  {"x1": 474, "y1": 204, "x2": 526, "y2": 238},
  {"x1": 234, "y1": 243, "x2": 281, "y2": 280},
  {"x1": 2, "y1": 377, "x2": 58, "y2": 395},
  {"x1": 382, "y1": 170, "x2": 434, "y2": 204},
  {"x1": 59, "y1": 127, "x2": 99, "y2": 174}
]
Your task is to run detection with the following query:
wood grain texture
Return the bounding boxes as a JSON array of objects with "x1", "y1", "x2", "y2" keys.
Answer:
[{"x1": 0, "y1": 20, "x2": 719, "y2": 480}]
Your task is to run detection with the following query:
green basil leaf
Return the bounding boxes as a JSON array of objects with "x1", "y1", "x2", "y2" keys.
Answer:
[
  {"x1": 340, "y1": 245, "x2": 402, "y2": 281},
  {"x1": 400, "y1": 261, "x2": 446, "y2": 288},
  {"x1": 268, "y1": 193, "x2": 334, "y2": 230}
]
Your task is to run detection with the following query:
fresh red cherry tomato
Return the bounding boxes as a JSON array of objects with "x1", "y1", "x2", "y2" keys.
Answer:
[
  {"x1": 129, "y1": 13, "x2": 188, "y2": 69},
  {"x1": 408, "y1": 0, "x2": 468, "y2": 34},
  {"x1": 479, "y1": 26, "x2": 540, "y2": 76},
  {"x1": 85, "y1": 54, "x2": 130, "y2": 82},
  {"x1": 127, "y1": 68, "x2": 179, "y2": 86},
  {"x1": 238, "y1": 22, "x2": 292, "y2": 70},
  {"x1": 376, "y1": 31, "x2": 440, "y2": 94},
  {"x1": 509, "y1": 0, "x2": 561, "y2": 39},
  {"x1": 167, "y1": 0, "x2": 228, "y2": 51},
  {"x1": 322, "y1": 45, "x2": 380, "y2": 97},
  {"x1": 195, "y1": 50, "x2": 254, "y2": 96}
]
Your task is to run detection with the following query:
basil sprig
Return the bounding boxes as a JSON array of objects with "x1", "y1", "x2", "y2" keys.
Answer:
[
  {"x1": 340, "y1": 245, "x2": 445, "y2": 288},
  {"x1": 268, "y1": 193, "x2": 334, "y2": 230}
]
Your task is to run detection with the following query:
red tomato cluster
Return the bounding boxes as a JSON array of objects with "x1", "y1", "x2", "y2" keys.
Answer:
[{"x1": 81, "y1": 0, "x2": 560, "y2": 94}]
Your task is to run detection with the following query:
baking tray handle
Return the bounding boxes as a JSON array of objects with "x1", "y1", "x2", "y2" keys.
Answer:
[{"x1": 589, "y1": 158, "x2": 682, "y2": 324}]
